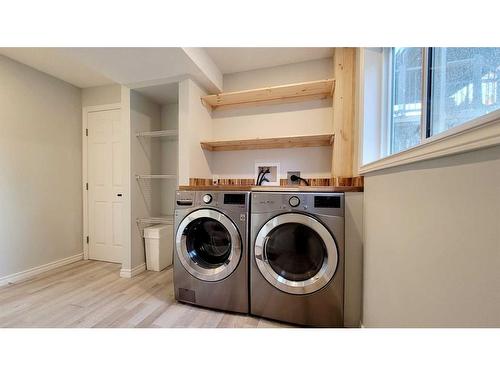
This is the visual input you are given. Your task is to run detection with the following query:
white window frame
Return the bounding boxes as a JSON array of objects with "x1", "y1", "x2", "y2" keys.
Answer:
[{"x1": 358, "y1": 48, "x2": 500, "y2": 174}]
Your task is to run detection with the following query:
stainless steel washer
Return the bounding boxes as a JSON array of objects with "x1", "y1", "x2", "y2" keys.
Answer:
[
  {"x1": 174, "y1": 190, "x2": 250, "y2": 313},
  {"x1": 250, "y1": 192, "x2": 345, "y2": 327}
]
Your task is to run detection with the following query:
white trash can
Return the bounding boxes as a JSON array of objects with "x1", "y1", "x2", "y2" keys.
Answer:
[{"x1": 143, "y1": 224, "x2": 173, "y2": 271}]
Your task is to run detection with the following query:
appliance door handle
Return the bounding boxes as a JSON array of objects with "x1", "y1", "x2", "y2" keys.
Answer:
[{"x1": 262, "y1": 236, "x2": 270, "y2": 262}]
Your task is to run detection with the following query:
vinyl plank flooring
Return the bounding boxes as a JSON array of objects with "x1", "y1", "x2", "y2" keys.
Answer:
[{"x1": 0, "y1": 260, "x2": 290, "y2": 328}]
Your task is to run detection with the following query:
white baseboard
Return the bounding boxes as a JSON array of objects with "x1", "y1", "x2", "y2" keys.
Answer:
[
  {"x1": 120, "y1": 263, "x2": 146, "y2": 278},
  {"x1": 0, "y1": 252, "x2": 84, "y2": 287}
]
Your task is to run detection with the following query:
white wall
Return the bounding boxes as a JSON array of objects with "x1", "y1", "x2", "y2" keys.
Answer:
[
  {"x1": 161, "y1": 103, "x2": 178, "y2": 131},
  {"x1": 211, "y1": 147, "x2": 332, "y2": 179},
  {"x1": 182, "y1": 47, "x2": 223, "y2": 92},
  {"x1": 359, "y1": 48, "x2": 391, "y2": 167},
  {"x1": 211, "y1": 58, "x2": 334, "y2": 181},
  {"x1": 0, "y1": 55, "x2": 82, "y2": 279},
  {"x1": 160, "y1": 103, "x2": 178, "y2": 215},
  {"x1": 81, "y1": 84, "x2": 121, "y2": 107},
  {"x1": 178, "y1": 79, "x2": 213, "y2": 185},
  {"x1": 175, "y1": 60, "x2": 334, "y2": 183},
  {"x1": 222, "y1": 58, "x2": 333, "y2": 91},
  {"x1": 119, "y1": 86, "x2": 132, "y2": 273},
  {"x1": 121, "y1": 89, "x2": 179, "y2": 274},
  {"x1": 362, "y1": 145, "x2": 500, "y2": 327},
  {"x1": 129, "y1": 90, "x2": 162, "y2": 269}
]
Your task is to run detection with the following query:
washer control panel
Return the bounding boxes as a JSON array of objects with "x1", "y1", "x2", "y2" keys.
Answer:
[
  {"x1": 176, "y1": 191, "x2": 250, "y2": 210},
  {"x1": 289, "y1": 196, "x2": 300, "y2": 207}
]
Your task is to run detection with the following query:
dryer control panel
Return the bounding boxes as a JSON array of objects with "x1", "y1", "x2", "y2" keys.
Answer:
[
  {"x1": 314, "y1": 195, "x2": 341, "y2": 208},
  {"x1": 251, "y1": 192, "x2": 344, "y2": 217}
]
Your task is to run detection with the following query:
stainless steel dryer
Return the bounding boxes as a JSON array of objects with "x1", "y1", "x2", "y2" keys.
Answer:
[
  {"x1": 250, "y1": 192, "x2": 344, "y2": 327},
  {"x1": 174, "y1": 190, "x2": 250, "y2": 314}
]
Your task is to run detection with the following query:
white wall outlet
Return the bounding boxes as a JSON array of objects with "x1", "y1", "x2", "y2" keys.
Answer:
[
  {"x1": 255, "y1": 162, "x2": 280, "y2": 186},
  {"x1": 212, "y1": 175, "x2": 219, "y2": 185}
]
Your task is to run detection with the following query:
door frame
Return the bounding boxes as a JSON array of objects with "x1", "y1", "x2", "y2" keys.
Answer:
[{"x1": 82, "y1": 103, "x2": 122, "y2": 260}]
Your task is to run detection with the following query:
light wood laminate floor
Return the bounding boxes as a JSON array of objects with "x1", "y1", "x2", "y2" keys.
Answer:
[{"x1": 0, "y1": 260, "x2": 291, "y2": 328}]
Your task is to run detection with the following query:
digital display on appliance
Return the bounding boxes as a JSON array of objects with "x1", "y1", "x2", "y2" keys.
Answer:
[
  {"x1": 314, "y1": 196, "x2": 341, "y2": 208},
  {"x1": 224, "y1": 194, "x2": 246, "y2": 205}
]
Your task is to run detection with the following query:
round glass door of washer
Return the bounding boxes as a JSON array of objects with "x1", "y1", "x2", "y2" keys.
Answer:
[{"x1": 176, "y1": 209, "x2": 241, "y2": 282}]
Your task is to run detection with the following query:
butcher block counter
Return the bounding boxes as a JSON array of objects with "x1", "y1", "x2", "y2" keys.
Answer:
[{"x1": 177, "y1": 185, "x2": 363, "y2": 192}]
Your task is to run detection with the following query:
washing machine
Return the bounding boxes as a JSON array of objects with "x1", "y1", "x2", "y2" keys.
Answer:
[
  {"x1": 250, "y1": 192, "x2": 344, "y2": 327},
  {"x1": 173, "y1": 190, "x2": 250, "y2": 314}
]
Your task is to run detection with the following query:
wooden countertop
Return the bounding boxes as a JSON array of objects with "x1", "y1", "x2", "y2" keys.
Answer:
[
  {"x1": 178, "y1": 185, "x2": 253, "y2": 191},
  {"x1": 251, "y1": 185, "x2": 363, "y2": 192},
  {"x1": 178, "y1": 185, "x2": 363, "y2": 192}
]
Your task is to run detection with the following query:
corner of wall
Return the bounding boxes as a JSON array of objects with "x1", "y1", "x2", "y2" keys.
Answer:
[
  {"x1": 178, "y1": 79, "x2": 213, "y2": 185},
  {"x1": 121, "y1": 86, "x2": 133, "y2": 271},
  {"x1": 81, "y1": 84, "x2": 122, "y2": 107},
  {"x1": 0, "y1": 55, "x2": 84, "y2": 279}
]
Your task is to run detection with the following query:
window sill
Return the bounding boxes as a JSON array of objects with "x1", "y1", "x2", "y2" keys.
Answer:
[{"x1": 359, "y1": 111, "x2": 500, "y2": 174}]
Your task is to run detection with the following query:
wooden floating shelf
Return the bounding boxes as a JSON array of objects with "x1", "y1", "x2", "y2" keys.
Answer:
[
  {"x1": 200, "y1": 134, "x2": 334, "y2": 152},
  {"x1": 201, "y1": 79, "x2": 335, "y2": 111},
  {"x1": 135, "y1": 130, "x2": 178, "y2": 138}
]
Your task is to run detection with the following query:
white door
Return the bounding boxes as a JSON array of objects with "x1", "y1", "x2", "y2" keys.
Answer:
[{"x1": 87, "y1": 109, "x2": 124, "y2": 263}]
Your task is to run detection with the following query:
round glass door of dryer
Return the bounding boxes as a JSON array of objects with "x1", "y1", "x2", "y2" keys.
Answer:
[
  {"x1": 265, "y1": 223, "x2": 326, "y2": 282},
  {"x1": 176, "y1": 209, "x2": 241, "y2": 282},
  {"x1": 254, "y1": 213, "x2": 338, "y2": 295}
]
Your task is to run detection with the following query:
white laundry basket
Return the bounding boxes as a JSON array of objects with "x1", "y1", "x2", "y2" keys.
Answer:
[{"x1": 143, "y1": 224, "x2": 173, "y2": 271}]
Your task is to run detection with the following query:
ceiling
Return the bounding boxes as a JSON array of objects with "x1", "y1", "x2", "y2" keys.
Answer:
[
  {"x1": 0, "y1": 47, "x2": 222, "y2": 92},
  {"x1": 0, "y1": 47, "x2": 334, "y2": 91},
  {"x1": 133, "y1": 82, "x2": 178, "y2": 104},
  {"x1": 205, "y1": 47, "x2": 334, "y2": 74},
  {"x1": 0, "y1": 48, "x2": 114, "y2": 87}
]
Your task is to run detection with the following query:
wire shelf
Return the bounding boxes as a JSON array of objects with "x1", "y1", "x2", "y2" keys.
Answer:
[
  {"x1": 135, "y1": 174, "x2": 177, "y2": 180},
  {"x1": 136, "y1": 216, "x2": 174, "y2": 225},
  {"x1": 135, "y1": 130, "x2": 178, "y2": 138}
]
